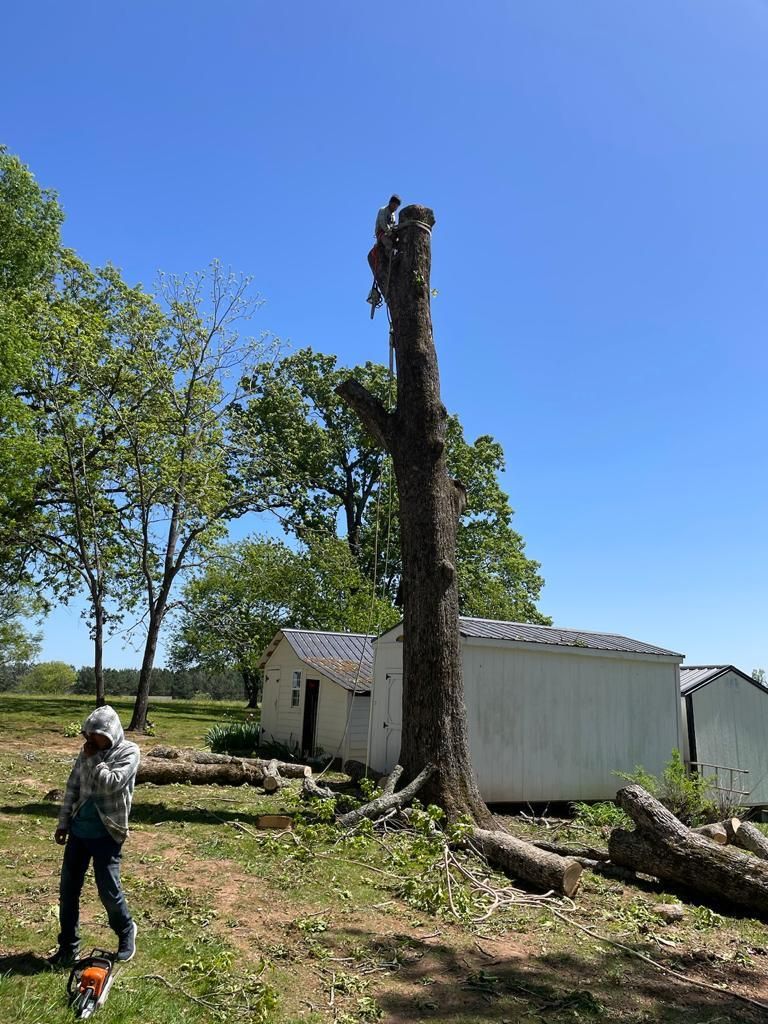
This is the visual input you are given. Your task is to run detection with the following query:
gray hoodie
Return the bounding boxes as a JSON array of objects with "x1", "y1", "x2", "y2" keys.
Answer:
[{"x1": 58, "y1": 705, "x2": 140, "y2": 843}]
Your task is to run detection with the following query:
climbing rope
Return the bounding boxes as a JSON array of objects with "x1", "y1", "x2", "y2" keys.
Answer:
[{"x1": 316, "y1": 341, "x2": 397, "y2": 778}]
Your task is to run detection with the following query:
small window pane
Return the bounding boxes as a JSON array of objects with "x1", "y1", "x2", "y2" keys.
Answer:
[{"x1": 291, "y1": 671, "x2": 301, "y2": 707}]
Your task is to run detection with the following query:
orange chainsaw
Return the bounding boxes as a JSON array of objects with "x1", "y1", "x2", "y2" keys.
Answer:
[{"x1": 66, "y1": 950, "x2": 116, "y2": 1019}]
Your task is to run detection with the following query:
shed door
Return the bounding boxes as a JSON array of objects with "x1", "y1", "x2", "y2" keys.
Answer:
[
  {"x1": 261, "y1": 669, "x2": 280, "y2": 739},
  {"x1": 383, "y1": 672, "x2": 402, "y2": 768}
]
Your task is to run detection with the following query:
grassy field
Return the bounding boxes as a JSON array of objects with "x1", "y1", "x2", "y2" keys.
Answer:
[{"x1": 1, "y1": 694, "x2": 767, "y2": 1023}]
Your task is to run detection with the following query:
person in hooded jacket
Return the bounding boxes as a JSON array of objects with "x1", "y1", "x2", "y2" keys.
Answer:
[{"x1": 50, "y1": 705, "x2": 140, "y2": 966}]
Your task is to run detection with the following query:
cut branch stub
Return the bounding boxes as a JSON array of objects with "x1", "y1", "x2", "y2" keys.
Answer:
[{"x1": 337, "y1": 763, "x2": 436, "y2": 828}]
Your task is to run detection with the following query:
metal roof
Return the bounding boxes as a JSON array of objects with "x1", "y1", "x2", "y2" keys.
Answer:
[
  {"x1": 259, "y1": 629, "x2": 374, "y2": 691},
  {"x1": 680, "y1": 664, "x2": 759, "y2": 696},
  {"x1": 455, "y1": 617, "x2": 683, "y2": 657}
]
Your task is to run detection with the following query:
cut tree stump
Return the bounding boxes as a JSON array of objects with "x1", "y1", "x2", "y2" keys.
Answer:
[
  {"x1": 473, "y1": 828, "x2": 583, "y2": 898},
  {"x1": 608, "y1": 785, "x2": 768, "y2": 915}
]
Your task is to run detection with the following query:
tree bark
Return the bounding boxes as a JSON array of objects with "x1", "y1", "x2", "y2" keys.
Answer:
[
  {"x1": 129, "y1": 609, "x2": 164, "y2": 732},
  {"x1": 691, "y1": 823, "x2": 728, "y2": 845},
  {"x1": 136, "y1": 758, "x2": 266, "y2": 787},
  {"x1": 731, "y1": 821, "x2": 768, "y2": 860},
  {"x1": 337, "y1": 204, "x2": 492, "y2": 827},
  {"x1": 242, "y1": 666, "x2": 260, "y2": 708},
  {"x1": 93, "y1": 603, "x2": 106, "y2": 707},
  {"x1": 337, "y1": 763, "x2": 436, "y2": 827},
  {"x1": 302, "y1": 776, "x2": 336, "y2": 800},
  {"x1": 473, "y1": 828, "x2": 583, "y2": 898},
  {"x1": 145, "y1": 746, "x2": 312, "y2": 777},
  {"x1": 262, "y1": 758, "x2": 286, "y2": 793},
  {"x1": 608, "y1": 785, "x2": 768, "y2": 915}
]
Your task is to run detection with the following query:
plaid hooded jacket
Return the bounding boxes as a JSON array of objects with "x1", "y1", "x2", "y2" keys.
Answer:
[{"x1": 58, "y1": 705, "x2": 140, "y2": 844}]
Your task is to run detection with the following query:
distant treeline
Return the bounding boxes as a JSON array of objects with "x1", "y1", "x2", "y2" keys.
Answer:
[
  {"x1": 0, "y1": 662, "x2": 245, "y2": 701},
  {"x1": 73, "y1": 667, "x2": 245, "y2": 701}
]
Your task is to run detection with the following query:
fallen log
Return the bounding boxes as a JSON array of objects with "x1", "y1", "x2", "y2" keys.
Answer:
[
  {"x1": 262, "y1": 758, "x2": 286, "y2": 794},
  {"x1": 145, "y1": 746, "x2": 312, "y2": 778},
  {"x1": 473, "y1": 828, "x2": 583, "y2": 898},
  {"x1": 136, "y1": 758, "x2": 265, "y2": 787},
  {"x1": 691, "y1": 823, "x2": 728, "y2": 845},
  {"x1": 608, "y1": 785, "x2": 768, "y2": 915},
  {"x1": 302, "y1": 776, "x2": 336, "y2": 800},
  {"x1": 337, "y1": 764, "x2": 436, "y2": 828},
  {"x1": 382, "y1": 765, "x2": 404, "y2": 797},
  {"x1": 530, "y1": 839, "x2": 611, "y2": 862},
  {"x1": 731, "y1": 821, "x2": 768, "y2": 861}
]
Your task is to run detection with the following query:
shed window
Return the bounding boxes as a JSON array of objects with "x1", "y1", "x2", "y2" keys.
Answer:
[{"x1": 291, "y1": 671, "x2": 301, "y2": 707}]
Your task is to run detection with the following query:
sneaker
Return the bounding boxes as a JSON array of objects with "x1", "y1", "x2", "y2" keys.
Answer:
[
  {"x1": 116, "y1": 921, "x2": 137, "y2": 962},
  {"x1": 48, "y1": 946, "x2": 79, "y2": 968}
]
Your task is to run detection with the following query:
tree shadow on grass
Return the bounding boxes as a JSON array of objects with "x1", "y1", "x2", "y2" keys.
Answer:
[
  {"x1": 0, "y1": 952, "x2": 54, "y2": 976},
  {"x1": 323, "y1": 925, "x2": 768, "y2": 1023}
]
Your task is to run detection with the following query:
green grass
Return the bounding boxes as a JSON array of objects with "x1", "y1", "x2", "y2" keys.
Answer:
[
  {"x1": 0, "y1": 693, "x2": 251, "y2": 748},
  {"x1": 2, "y1": 694, "x2": 768, "y2": 1024}
]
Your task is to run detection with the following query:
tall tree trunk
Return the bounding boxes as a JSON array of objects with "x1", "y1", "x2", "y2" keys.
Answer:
[
  {"x1": 128, "y1": 611, "x2": 163, "y2": 731},
  {"x1": 338, "y1": 204, "x2": 492, "y2": 825},
  {"x1": 242, "y1": 665, "x2": 260, "y2": 708},
  {"x1": 93, "y1": 602, "x2": 106, "y2": 707}
]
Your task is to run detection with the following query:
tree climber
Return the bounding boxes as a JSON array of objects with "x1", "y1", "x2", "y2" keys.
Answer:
[{"x1": 367, "y1": 194, "x2": 401, "y2": 312}]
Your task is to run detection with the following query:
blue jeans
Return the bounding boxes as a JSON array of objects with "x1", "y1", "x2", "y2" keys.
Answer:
[{"x1": 58, "y1": 833, "x2": 133, "y2": 952}]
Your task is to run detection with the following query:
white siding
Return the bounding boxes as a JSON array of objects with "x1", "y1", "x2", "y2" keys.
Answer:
[
  {"x1": 689, "y1": 672, "x2": 768, "y2": 806},
  {"x1": 260, "y1": 668, "x2": 281, "y2": 741},
  {"x1": 261, "y1": 638, "x2": 305, "y2": 752},
  {"x1": 260, "y1": 636, "x2": 365, "y2": 759},
  {"x1": 346, "y1": 692, "x2": 371, "y2": 762},
  {"x1": 315, "y1": 679, "x2": 346, "y2": 756},
  {"x1": 370, "y1": 633, "x2": 682, "y2": 802}
]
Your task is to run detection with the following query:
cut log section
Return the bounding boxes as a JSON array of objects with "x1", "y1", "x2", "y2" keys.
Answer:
[
  {"x1": 691, "y1": 823, "x2": 728, "y2": 845},
  {"x1": 608, "y1": 785, "x2": 768, "y2": 915},
  {"x1": 473, "y1": 828, "x2": 583, "y2": 898},
  {"x1": 136, "y1": 758, "x2": 265, "y2": 787},
  {"x1": 731, "y1": 821, "x2": 768, "y2": 861},
  {"x1": 145, "y1": 746, "x2": 312, "y2": 778},
  {"x1": 262, "y1": 758, "x2": 286, "y2": 793}
]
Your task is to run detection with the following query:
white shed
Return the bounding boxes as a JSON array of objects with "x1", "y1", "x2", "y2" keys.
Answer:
[
  {"x1": 258, "y1": 629, "x2": 373, "y2": 762},
  {"x1": 370, "y1": 617, "x2": 684, "y2": 803},
  {"x1": 680, "y1": 665, "x2": 768, "y2": 807}
]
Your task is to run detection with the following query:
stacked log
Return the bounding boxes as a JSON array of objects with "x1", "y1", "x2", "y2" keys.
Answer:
[
  {"x1": 137, "y1": 746, "x2": 312, "y2": 790},
  {"x1": 608, "y1": 785, "x2": 768, "y2": 915}
]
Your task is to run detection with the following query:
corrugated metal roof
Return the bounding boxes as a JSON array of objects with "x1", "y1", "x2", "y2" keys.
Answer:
[
  {"x1": 680, "y1": 664, "x2": 760, "y2": 695},
  {"x1": 456, "y1": 617, "x2": 683, "y2": 657},
  {"x1": 260, "y1": 629, "x2": 374, "y2": 691}
]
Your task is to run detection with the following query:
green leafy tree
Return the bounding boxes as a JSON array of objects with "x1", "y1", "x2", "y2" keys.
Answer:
[
  {"x1": 92, "y1": 264, "x2": 281, "y2": 731},
  {"x1": 0, "y1": 147, "x2": 63, "y2": 508},
  {"x1": 18, "y1": 660, "x2": 76, "y2": 694},
  {"x1": 240, "y1": 348, "x2": 548, "y2": 622},
  {"x1": 0, "y1": 587, "x2": 42, "y2": 667},
  {"x1": 169, "y1": 535, "x2": 398, "y2": 706},
  {"x1": 4, "y1": 257, "x2": 155, "y2": 704}
]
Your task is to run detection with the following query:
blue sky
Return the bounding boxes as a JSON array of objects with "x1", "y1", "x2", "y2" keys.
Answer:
[{"x1": 3, "y1": 1, "x2": 767, "y2": 671}]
